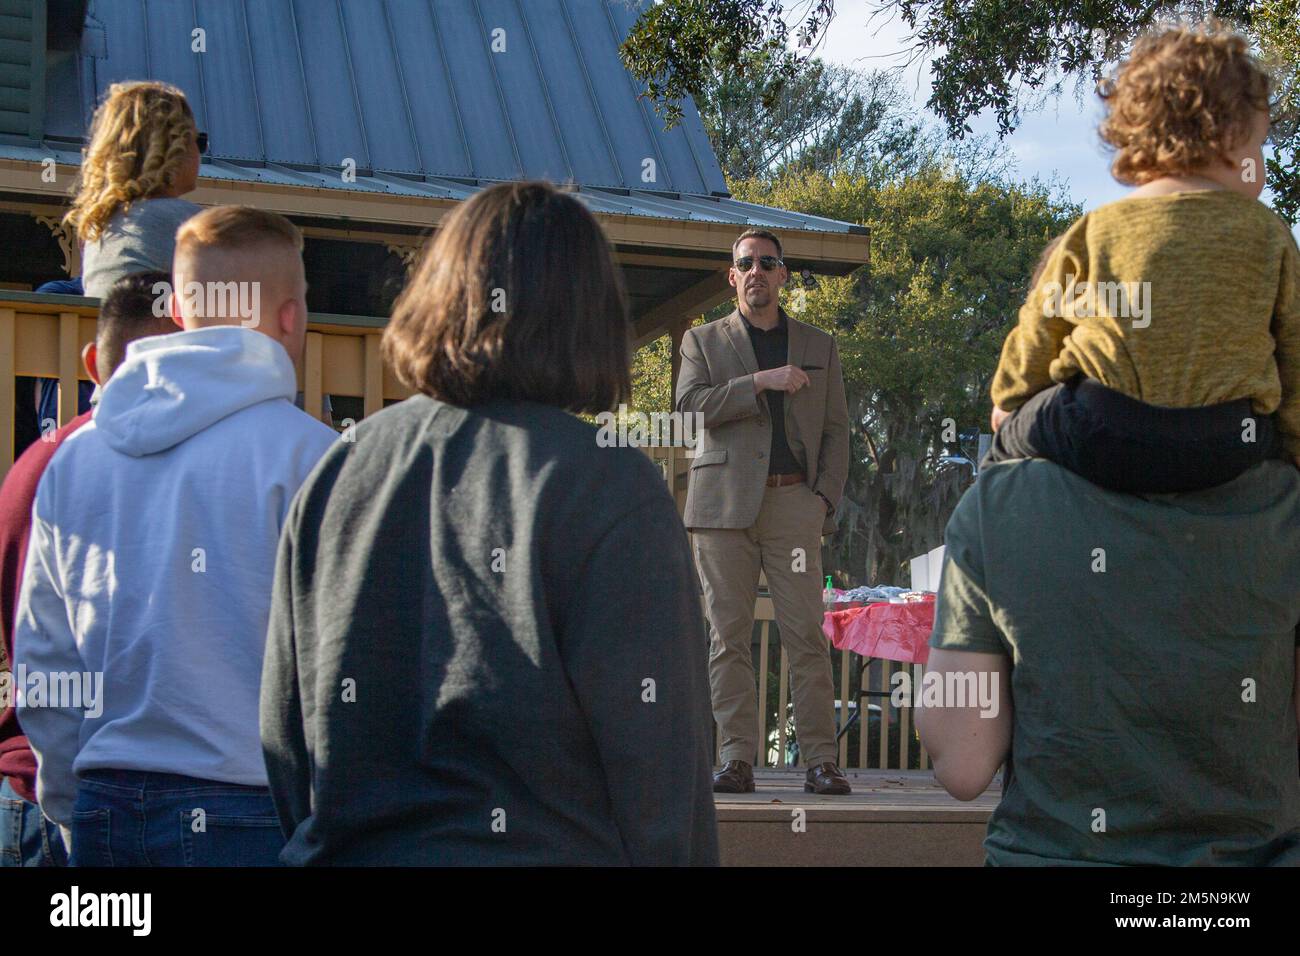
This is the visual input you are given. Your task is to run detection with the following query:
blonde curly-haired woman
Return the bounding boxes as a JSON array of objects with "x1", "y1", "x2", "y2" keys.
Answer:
[{"x1": 65, "y1": 81, "x2": 203, "y2": 299}]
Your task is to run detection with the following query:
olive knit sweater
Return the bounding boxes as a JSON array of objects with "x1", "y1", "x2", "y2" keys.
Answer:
[{"x1": 992, "y1": 190, "x2": 1300, "y2": 454}]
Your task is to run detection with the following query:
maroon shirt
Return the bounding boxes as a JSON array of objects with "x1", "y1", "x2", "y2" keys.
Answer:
[{"x1": 0, "y1": 411, "x2": 92, "y2": 801}]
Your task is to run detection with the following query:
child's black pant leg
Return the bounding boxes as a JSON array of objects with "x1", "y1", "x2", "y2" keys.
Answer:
[
  {"x1": 982, "y1": 378, "x2": 1087, "y2": 472},
  {"x1": 982, "y1": 376, "x2": 1278, "y2": 493}
]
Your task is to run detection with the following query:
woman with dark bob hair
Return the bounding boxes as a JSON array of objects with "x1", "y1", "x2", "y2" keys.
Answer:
[{"x1": 260, "y1": 181, "x2": 719, "y2": 865}]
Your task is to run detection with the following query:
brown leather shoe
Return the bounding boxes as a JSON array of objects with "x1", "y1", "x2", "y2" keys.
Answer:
[
  {"x1": 805, "y1": 762, "x2": 851, "y2": 795},
  {"x1": 713, "y1": 760, "x2": 755, "y2": 793}
]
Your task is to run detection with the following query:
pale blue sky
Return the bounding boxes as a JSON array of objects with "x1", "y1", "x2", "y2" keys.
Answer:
[{"x1": 815, "y1": 0, "x2": 1300, "y2": 241}]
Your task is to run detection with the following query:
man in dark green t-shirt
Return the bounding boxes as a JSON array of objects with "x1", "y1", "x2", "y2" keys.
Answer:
[{"x1": 917, "y1": 458, "x2": 1300, "y2": 865}]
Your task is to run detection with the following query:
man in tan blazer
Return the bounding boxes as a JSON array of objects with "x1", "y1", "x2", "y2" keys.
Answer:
[{"x1": 676, "y1": 228, "x2": 851, "y2": 794}]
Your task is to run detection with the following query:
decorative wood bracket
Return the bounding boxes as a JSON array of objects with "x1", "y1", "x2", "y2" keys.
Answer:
[
  {"x1": 385, "y1": 241, "x2": 423, "y2": 274},
  {"x1": 35, "y1": 214, "x2": 81, "y2": 278}
]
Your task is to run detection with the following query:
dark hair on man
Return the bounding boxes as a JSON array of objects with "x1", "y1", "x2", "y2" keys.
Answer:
[
  {"x1": 97, "y1": 270, "x2": 176, "y2": 379},
  {"x1": 382, "y1": 180, "x2": 631, "y2": 413},
  {"x1": 732, "y1": 228, "x2": 783, "y2": 262}
]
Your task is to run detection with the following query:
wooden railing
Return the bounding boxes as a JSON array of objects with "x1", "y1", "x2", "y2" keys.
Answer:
[
  {"x1": 0, "y1": 292, "x2": 414, "y2": 478},
  {"x1": 0, "y1": 294, "x2": 100, "y2": 454},
  {"x1": 2, "y1": 292, "x2": 925, "y2": 770}
]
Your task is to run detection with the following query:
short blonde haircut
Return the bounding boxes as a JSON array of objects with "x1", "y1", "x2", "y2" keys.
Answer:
[
  {"x1": 64, "y1": 81, "x2": 198, "y2": 242},
  {"x1": 1099, "y1": 21, "x2": 1272, "y2": 185},
  {"x1": 175, "y1": 205, "x2": 303, "y2": 258}
]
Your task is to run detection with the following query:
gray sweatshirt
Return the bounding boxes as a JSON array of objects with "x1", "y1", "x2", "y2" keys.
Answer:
[
  {"x1": 80, "y1": 197, "x2": 201, "y2": 298},
  {"x1": 16, "y1": 327, "x2": 337, "y2": 824},
  {"x1": 260, "y1": 395, "x2": 720, "y2": 865}
]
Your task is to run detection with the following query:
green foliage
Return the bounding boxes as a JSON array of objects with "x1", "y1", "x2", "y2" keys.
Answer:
[
  {"x1": 694, "y1": 48, "x2": 932, "y2": 182},
  {"x1": 619, "y1": 0, "x2": 834, "y2": 128},
  {"x1": 631, "y1": 332, "x2": 675, "y2": 413},
  {"x1": 889, "y1": 1, "x2": 1256, "y2": 135},
  {"x1": 621, "y1": 0, "x2": 1300, "y2": 222},
  {"x1": 1256, "y1": 0, "x2": 1300, "y2": 222}
]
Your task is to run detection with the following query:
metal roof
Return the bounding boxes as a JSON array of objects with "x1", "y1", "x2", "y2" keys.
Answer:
[
  {"x1": 0, "y1": 0, "x2": 873, "y2": 238},
  {"x1": 8, "y1": 0, "x2": 855, "y2": 236},
  {"x1": 0, "y1": 137, "x2": 867, "y2": 235},
  {"x1": 49, "y1": 0, "x2": 724, "y2": 190},
  {"x1": 22, "y1": 0, "x2": 872, "y2": 236}
]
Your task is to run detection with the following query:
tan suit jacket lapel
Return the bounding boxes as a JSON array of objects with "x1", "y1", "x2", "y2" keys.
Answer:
[
  {"x1": 722, "y1": 310, "x2": 759, "y2": 375},
  {"x1": 783, "y1": 313, "x2": 806, "y2": 443},
  {"x1": 785, "y1": 312, "x2": 807, "y2": 370}
]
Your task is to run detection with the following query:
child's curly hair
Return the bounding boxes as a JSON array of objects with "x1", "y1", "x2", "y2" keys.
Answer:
[
  {"x1": 63, "y1": 81, "x2": 197, "y2": 243},
  {"x1": 1098, "y1": 20, "x2": 1272, "y2": 185}
]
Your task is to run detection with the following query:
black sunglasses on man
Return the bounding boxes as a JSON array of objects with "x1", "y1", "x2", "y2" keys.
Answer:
[{"x1": 733, "y1": 254, "x2": 783, "y2": 273}]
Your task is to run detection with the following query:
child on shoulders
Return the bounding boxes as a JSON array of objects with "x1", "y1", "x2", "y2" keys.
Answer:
[{"x1": 985, "y1": 21, "x2": 1300, "y2": 493}]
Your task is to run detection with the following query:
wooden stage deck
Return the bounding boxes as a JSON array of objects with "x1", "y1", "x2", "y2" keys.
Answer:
[{"x1": 714, "y1": 769, "x2": 1001, "y2": 866}]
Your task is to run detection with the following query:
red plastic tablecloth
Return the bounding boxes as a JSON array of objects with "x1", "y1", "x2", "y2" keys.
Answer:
[{"x1": 821, "y1": 596, "x2": 935, "y2": 664}]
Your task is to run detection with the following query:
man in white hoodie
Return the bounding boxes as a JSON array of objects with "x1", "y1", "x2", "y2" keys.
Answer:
[{"x1": 14, "y1": 205, "x2": 337, "y2": 866}]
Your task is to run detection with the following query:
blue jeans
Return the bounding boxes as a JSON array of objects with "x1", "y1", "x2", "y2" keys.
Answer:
[
  {"x1": 1, "y1": 777, "x2": 68, "y2": 866},
  {"x1": 70, "y1": 769, "x2": 285, "y2": 867}
]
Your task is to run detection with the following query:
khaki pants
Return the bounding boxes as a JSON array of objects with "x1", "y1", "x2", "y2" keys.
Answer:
[{"x1": 692, "y1": 482, "x2": 837, "y2": 767}]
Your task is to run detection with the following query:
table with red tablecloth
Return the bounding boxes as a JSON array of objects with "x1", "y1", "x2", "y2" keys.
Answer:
[
  {"x1": 821, "y1": 595, "x2": 935, "y2": 665},
  {"x1": 820, "y1": 596, "x2": 935, "y2": 746}
]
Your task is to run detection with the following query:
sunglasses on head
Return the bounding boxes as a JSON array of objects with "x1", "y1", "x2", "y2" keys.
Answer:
[
  {"x1": 195, "y1": 131, "x2": 209, "y2": 154},
  {"x1": 733, "y1": 255, "x2": 783, "y2": 273}
]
